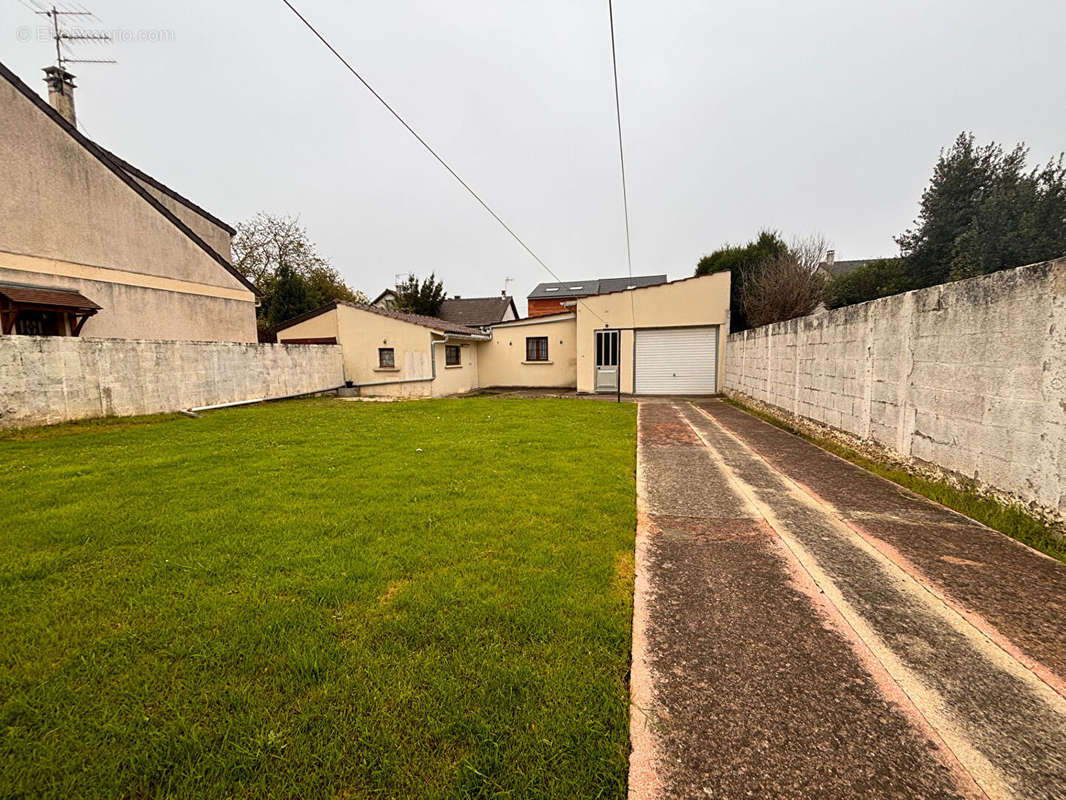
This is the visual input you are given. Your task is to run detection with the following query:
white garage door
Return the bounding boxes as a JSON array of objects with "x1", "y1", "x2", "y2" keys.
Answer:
[{"x1": 634, "y1": 327, "x2": 719, "y2": 395}]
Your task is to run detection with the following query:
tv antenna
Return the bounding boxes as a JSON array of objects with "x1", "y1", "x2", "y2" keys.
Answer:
[{"x1": 35, "y1": 4, "x2": 116, "y2": 69}]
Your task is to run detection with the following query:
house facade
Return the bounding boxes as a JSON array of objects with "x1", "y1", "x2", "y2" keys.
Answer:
[
  {"x1": 0, "y1": 62, "x2": 259, "y2": 342},
  {"x1": 275, "y1": 272, "x2": 731, "y2": 397}
]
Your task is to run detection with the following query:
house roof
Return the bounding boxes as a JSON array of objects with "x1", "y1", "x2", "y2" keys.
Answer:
[
  {"x1": 97, "y1": 146, "x2": 237, "y2": 236},
  {"x1": 0, "y1": 280, "x2": 100, "y2": 310},
  {"x1": 819, "y1": 257, "x2": 901, "y2": 278},
  {"x1": 487, "y1": 310, "x2": 576, "y2": 327},
  {"x1": 438, "y1": 296, "x2": 517, "y2": 327},
  {"x1": 273, "y1": 300, "x2": 487, "y2": 338},
  {"x1": 527, "y1": 274, "x2": 667, "y2": 299},
  {"x1": 0, "y1": 61, "x2": 260, "y2": 297}
]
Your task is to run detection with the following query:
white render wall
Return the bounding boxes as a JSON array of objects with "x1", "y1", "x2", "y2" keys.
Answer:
[
  {"x1": 0, "y1": 335, "x2": 344, "y2": 428},
  {"x1": 724, "y1": 257, "x2": 1066, "y2": 518}
]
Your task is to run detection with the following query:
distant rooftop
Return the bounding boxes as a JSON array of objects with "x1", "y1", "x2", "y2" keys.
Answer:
[
  {"x1": 818, "y1": 251, "x2": 901, "y2": 278},
  {"x1": 527, "y1": 275, "x2": 667, "y2": 300},
  {"x1": 438, "y1": 296, "x2": 517, "y2": 327}
]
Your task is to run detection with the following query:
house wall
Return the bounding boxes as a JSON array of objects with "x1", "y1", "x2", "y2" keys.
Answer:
[
  {"x1": 0, "y1": 72, "x2": 257, "y2": 342},
  {"x1": 276, "y1": 305, "x2": 480, "y2": 398},
  {"x1": 276, "y1": 308, "x2": 340, "y2": 344},
  {"x1": 723, "y1": 257, "x2": 1066, "y2": 521},
  {"x1": 429, "y1": 339, "x2": 479, "y2": 397},
  {"x1": 575, "y1": 272, "x2": 732, "y2": 393},
  {"x1": 0, "y1": 257, "x2": 254, "y2": 342},
  {"x1": 336, "y1": 305, "x2": 432, "y2": 395},
  {"x1": 0, "y1": 334, "x2": 343, "y2": 429},
  {"x1": 125, "y1": 175, "x2": 234, "y2": 263},
  {"x1": 477, "y1": 315, "x2": 578, "y2": 388}
]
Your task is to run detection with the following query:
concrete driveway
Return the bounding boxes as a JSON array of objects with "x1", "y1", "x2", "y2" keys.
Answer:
[{"x1": 629, "y1": 400, "x2": 1066, "y2": 800}]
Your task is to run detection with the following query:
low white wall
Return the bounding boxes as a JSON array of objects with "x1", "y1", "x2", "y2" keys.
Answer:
[
  {"x1": 0, "y1": 335, "x2": 344, "y2": 428},
  {"x1": 724, "y1": 257, "x2": 1066, "y2": 520}
]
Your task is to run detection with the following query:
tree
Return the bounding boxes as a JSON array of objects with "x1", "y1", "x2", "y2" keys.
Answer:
[
  {"x1": 232, "y1": 213, "x2": 367, "y2": 339},
  {"x1": 695, "y1": 230, "x2": 788, "y2": 331},
  {"x1": 822, "y1": 258, "x2": 908, "y2": 309},
  {"x1": 393, "y1": 273, "x2": 446, "y2": 317},
  {"x1": 741, "y1": 236, "x2": 828, "y2": 328},
  {"x1": 263, "y1": 261, "x2": 309, "y2": 326},
  {"x1": 897, "y1": 133, "x2": 1066, "y2": 288}
]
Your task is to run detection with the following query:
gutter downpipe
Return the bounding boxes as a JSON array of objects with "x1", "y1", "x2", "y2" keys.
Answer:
[{"x1": 188, "y1": 384, "x2": 347, "y2": 413}]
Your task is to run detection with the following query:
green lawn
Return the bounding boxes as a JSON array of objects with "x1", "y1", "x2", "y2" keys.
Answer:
[{"x1": 0, "y1": 397, "x2": 637, "y2": 799}]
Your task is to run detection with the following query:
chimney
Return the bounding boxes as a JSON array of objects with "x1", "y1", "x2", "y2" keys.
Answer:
[
  {"x1": 43, "y1": 66, "x2": 77, "y2": 126},
  {"x1": 826, "y1": 249, "x2": 835, "y2": 266}
]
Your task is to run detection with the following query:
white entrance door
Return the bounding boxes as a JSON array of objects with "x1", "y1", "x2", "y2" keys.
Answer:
[
  {"x1": 595, "y1": 330, "x2": 620, "y2": 392},
  {"x1": 634, "y1": 327, "x2": 719, "y2": 395}
]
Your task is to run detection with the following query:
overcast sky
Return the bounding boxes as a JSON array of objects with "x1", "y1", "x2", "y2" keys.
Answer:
[{"x1": 5, "y1": 0, "x2": 1065, "y2": 311}]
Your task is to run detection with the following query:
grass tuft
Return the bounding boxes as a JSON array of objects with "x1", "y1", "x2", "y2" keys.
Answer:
[{"x1": 722, "y1": 396, "x2": 1066, "y2": 564}]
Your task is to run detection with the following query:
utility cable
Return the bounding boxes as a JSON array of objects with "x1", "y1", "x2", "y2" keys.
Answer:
[
  {"x1": 607, "y1": 0, "x2": 638, "y2": 328},
  {"x1": 280, "y1": 0, "x2": 609, "y2": 324}
]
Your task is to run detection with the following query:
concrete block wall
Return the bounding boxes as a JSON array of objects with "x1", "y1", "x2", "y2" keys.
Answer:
[
  {"x1": 724, "y1": 257, "x2": 1066, "y2": 520},
  {"x1": 0, "y1": 336, "x2": 344, "y2": 429}
]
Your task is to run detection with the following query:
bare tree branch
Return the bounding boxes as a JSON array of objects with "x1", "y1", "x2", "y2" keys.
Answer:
[{"x1": 741, "y1": 235, "x2": 829, "y2": 328}]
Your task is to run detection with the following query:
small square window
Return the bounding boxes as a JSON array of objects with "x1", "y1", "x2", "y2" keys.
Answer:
[
  {"x1": 378, "y1": 347, "x2": 395, "y2": 368},
  {"x1": 526, "y1": 336, "x2": 548, "y2": 362},
  {"x1": 445, "y1": 344, "x2": 461, "y2": 366}
]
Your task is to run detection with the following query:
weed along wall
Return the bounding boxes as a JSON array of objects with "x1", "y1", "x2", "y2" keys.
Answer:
[
  {"x1": 0, "y1": 336, "x2": 344, "y2": 428},
  {"x1": 723, "y1": 257, "x2": 1066, "y2": 521}
]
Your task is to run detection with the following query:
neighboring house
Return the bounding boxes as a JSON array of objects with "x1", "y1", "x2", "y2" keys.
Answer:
[
  {"x1": 526, "y1": 274, "x2": 667, "y2": 317},
  {"x1": 0, "y1": 62, "x2": 260, "y2": 342},
  {"x1": 438, "y1": 294, "x2": 518, "y2": 328},
  {"x1": 275, "y1": 302, "x2": 489, "y2": 398},
  {"x1": 370, "y1": 289, "x2": 398, "y2": 310},
  {"x1": 275, "y1": 272, "x2": 731, "y2": 397},
  {"x1": 817, "y1": 250, "x2": 900, "y2": 280}
]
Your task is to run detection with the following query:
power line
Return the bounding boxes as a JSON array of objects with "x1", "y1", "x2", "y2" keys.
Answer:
[
  {"x1": 607, "y1": 0, "x2": 633, "y2": 280},
  {"x1": 607, "y1": 0, "x2": 638, "y2": 331},
  {"x1": 279, "y1": 0, "x2": 607, "y2": 324}
]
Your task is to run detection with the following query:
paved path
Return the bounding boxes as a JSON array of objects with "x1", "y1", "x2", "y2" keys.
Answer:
[{"x1": 629, "y1": 400, "x2": 1066, "y2": 800}]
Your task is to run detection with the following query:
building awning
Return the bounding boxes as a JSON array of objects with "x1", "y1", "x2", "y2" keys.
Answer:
[
  {"x1": 0, "y1": 281, "x2": 101, "y2": 336},
  {"x1": 0, "y1": 282, "x2": 101, "y2": 311}
]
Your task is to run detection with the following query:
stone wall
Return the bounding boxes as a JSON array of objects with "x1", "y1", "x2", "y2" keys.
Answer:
[
  {"x1": 723, "y1": 258, "x2": 1066, "y2": 520},
  {"x1": 0, "y1": 335, "x2": 344, "y2": 429}
]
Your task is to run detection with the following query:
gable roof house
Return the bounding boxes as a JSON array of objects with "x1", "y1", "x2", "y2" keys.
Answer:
[
  {"x1": 527, "y1": 274, "x2": 667, "y2": 317},
  {"x1": 275, "y1": 301, "x2": 490, "y2": 398},
  {"x1": 0, "y1": 62, "x2": 259, "y2": 342}
]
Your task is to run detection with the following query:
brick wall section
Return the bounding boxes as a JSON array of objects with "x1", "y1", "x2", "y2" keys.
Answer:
[
  {"x1": 723, "y1": 257, "x2": 1066, "y2": 520},
  {"x1": 527, "y1": 297, "x2": 576, "y2": 317},
  {"x1": 0, "y1": 336, "x2": 344, "y2": 428}
]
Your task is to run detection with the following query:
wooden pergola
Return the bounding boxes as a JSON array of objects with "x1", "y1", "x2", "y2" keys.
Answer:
[{"x1": 0, "y1": 282, "x2": 100, "y2": 336}]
